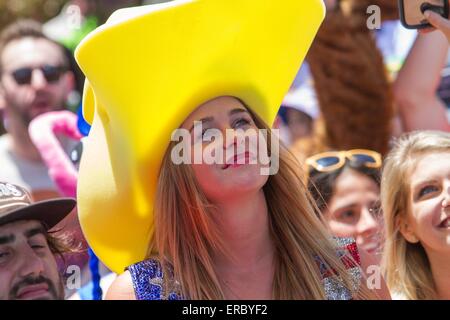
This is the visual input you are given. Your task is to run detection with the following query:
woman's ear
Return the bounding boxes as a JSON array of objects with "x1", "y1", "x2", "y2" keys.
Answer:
[{"x1": 396, "y1": 214, "x2": 419, "y2": 244}]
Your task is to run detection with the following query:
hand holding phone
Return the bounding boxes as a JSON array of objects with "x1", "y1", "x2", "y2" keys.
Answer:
[{"x1": 399, "y1": 0, "x2": 449, "y2": 29}]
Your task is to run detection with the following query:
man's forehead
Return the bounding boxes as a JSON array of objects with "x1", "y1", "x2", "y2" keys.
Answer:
[
  {"x1": 0, "y1": 220, "x2": 44, "y2": 236},
  {"x1": 1, "y1": 37, "x2": 65, "y2": 70}
]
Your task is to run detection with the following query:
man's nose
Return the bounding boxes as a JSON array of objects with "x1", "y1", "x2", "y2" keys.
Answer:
[
  {"x1": 18, "y1": 245, "x2": 45, "y2": 278},
  {"x1": 30, "y1": 69, "x2": 48, "y2": 90}
]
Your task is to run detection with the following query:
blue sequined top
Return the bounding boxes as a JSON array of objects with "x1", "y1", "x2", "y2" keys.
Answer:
[{"x1": 127, "y1": 237, "x2": 361, "y2": 300}]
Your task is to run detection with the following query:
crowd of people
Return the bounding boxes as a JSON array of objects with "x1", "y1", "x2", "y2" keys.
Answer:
[{"x1": 0, "y1": 0, "x2": 449, "y2": 300}]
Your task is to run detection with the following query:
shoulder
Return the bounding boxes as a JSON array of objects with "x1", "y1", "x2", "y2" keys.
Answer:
[
  {"x1": 106, "y1": 259, "x2": 162, "y2": 300},
  {"x1": 105, "y1": 270, "x2": 136, "y2": 300},
  {"x1": 113, "y1": 258, "x2": 182, "y2": 300}
]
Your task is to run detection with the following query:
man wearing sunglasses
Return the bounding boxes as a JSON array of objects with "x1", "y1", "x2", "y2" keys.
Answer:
[{"x1": 0, "y1": 19, "x2": 76, "y2": 201}]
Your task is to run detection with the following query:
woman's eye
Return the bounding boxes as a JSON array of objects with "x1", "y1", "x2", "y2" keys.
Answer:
[
  {"x1": 418, "y1": 185, "x2": 439, "y2": 199},
  {"x1": 233, "y1": 118, "x2": 251, "y2": 128},
  {"x1": 201, "y1": 128, "x2": 215, "y2": 140},
  {"x1": 336, "y1": 210, "x2": 356, "y2": 222}
]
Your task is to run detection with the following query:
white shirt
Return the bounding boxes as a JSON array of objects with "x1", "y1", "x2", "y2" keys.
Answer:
[{"x1": 0, "y1": 134, "x2": 77, "y2": 199}]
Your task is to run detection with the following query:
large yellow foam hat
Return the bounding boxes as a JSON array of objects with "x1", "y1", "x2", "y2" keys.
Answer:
[{"x1": 75, "y1": 0, "x2": 325, "y2": 273}]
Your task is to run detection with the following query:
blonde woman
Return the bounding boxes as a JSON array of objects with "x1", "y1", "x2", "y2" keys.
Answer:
[
  {"x1": 73, "y1": 0, "x2": 390, "y2": 300},
  {"x1": 381, "y1": 130, "x2": 450, "y2": 299}
]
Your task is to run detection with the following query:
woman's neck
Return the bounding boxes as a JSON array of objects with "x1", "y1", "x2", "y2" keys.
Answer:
[
  {"x1": 213, "y1": 189, "x2": 274, "y2": 269},
  {"x1": 212, "y1": 189, "x2": 275, "y2": 299},
  {"x1": 427, "y1": 249, "x2": 450, "y2": 299}
]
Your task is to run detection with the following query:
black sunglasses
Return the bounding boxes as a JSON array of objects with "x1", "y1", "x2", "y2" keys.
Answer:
[{"x1": 10, "y1": 65, "x2": 66, "y2": 85}]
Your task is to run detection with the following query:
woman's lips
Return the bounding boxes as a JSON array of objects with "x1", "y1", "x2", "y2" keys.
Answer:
[
  {"x1": 17, "y1": 283, "x2": 50, "y2": 300},
  {"x1": 222, "y1": 152, "x2": 253, "y2": 169},
  {"x1": 438, "y1": 217, "x2": 450, "y2": 229},
  {"x1": 360, "y1": 239, "x2": 381, "y2": 254}
]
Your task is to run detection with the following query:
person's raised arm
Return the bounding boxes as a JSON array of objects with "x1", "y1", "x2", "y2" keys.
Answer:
[
  {"x1": 424, "y1": 4, "x2": 450, "y2": 42},
  {"x1": 394, "y1": 31, "x2": 450, "y2": 132}
]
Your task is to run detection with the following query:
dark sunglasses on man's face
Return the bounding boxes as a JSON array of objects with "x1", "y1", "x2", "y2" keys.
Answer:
[{"x1": 10, "y1": 65, "x2": 66, "y2": 85}]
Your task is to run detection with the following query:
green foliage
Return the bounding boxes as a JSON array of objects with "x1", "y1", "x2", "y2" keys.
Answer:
[{"x1": 0, "y1": 0, "x2": 67, "y2": 30}]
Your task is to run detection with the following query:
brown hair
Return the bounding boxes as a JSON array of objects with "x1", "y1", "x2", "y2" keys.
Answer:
[
  {"x1": 148, "y1": 103, "x2": 374, "y2": 299},
  {"x1": 0, "y1": 19, "x2": 68, "y2": 73}
]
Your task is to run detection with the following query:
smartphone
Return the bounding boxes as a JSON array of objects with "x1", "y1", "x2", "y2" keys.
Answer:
[{"x1": 399, "y1": 0, "x2": 449, "y2": 29}]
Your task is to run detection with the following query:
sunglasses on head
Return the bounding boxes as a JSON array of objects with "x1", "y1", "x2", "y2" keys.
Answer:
[
  {"x1": 306, "y1": 149, "x2": 382, "y2": 174},
  {"x1": 10, "y1": 65, "x2": 66, "y2": 85}
]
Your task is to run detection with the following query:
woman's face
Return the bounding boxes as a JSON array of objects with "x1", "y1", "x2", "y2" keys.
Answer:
[
  {"x1": 324, "y1": 168, "x2": 382, "y2": 255},
  {"x1": 180, "y1": 96, "x2": 269, "y2": 203},
  {"x1": 403, "y1": 152, "x2": 450, "y2": 255}
]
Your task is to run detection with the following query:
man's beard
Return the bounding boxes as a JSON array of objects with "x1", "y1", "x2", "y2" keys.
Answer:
[
  {"x1": 5, "y1": 101, "x2": 33, "y2": 128},
  {"x1": 9, "y1": 275, "x2": 65, "y2": 300},
  {"x1": 5, "y1": 93, "x2": 63, "y2": 128}
]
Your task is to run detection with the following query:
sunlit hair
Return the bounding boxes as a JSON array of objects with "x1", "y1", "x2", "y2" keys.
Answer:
[
  {"x1": 381, "y1": 130, "x2": 450, "y2": 300},
  {"x1": 148, "y1": 102, "x2": 374, "y2": 299}
]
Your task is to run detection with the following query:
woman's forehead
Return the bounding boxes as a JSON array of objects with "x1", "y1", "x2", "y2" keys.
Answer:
[{"x1": 181, "y1": 96, "x2": 248, "y2": 127}]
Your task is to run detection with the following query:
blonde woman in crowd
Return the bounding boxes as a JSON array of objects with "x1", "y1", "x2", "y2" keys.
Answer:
[{"x1": 381, "y1": 131, "x2": 450, "y2": 299}]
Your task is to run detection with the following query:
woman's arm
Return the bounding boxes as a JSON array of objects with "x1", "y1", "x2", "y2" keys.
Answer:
[
  {"x1": 105, "y1": 270, "x2": 136, "y2": 300},
  {"x1": 394, "y1": 31, "x2": 450, "y2": 132}
]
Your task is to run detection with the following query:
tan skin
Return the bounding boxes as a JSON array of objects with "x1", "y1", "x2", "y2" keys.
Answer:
[
  {"x1": 0, "y1": 220, "x2": 64, "y2": 300},
  {"x1": 393, "y1": 31, "x2": 450, "y2": 133},
  {"x1": 324, "y1": 168, "x2": 383, "y2": 263},
  {"x1": 106, "y1": 97, "x2": 391, "y2": 300},
  {"x1": 399, "y1": 152, "x2": 450, "y2": 299},
  {"x1": 421, "y1": 3, "x2": 450, "y2": 43}
]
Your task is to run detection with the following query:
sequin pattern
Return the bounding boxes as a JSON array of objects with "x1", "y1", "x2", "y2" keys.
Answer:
[
  {"x1": 316, "y1": 237, "x2": 362, "y2": 300},
  {"x1": 128, "y1": 237, "x2": 361, "y2": 300},
  {"x1": 127, "y1": 259, "x2": 182, "y2": 300}
]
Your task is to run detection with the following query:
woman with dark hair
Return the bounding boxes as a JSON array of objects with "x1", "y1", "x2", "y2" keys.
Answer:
[{"x1": 307, "y1": 150, "x2": 384, "y2": 263}]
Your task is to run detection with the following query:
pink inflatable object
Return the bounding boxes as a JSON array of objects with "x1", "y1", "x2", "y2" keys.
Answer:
[
  {"x1": 29, "y1": 110, "x2": 89, "y2": 271},
  {"x1": 28, "y1": 111, "x2": 83, "y2": 198}
]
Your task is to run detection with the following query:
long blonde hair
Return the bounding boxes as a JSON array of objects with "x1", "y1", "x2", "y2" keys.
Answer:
[
  {"x1": 149, "y1": 107, "x2": 366, "y2": 299},
  {"x1": 381, "y1": 130, "x2": 450, "y2": 300}
]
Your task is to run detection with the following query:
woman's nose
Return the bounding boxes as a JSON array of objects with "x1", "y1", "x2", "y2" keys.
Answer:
[{"x1": 357, "y1": 208, "x2": 380, "y2": 237}]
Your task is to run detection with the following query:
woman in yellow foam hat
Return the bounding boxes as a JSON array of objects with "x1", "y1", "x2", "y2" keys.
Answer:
[{"x1": 75, "y1": 0, "x2": 390, "y2": 299}]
